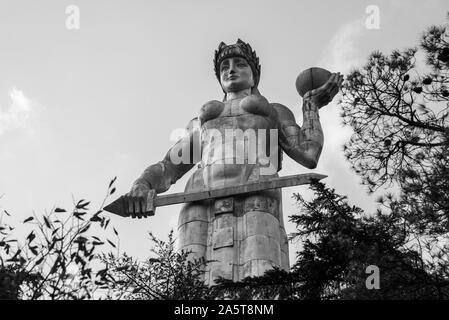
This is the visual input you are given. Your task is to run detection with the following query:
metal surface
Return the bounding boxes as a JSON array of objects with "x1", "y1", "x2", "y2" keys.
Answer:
[{"x1": 104, "y1": 173, "x2": 326, "y2": 217}]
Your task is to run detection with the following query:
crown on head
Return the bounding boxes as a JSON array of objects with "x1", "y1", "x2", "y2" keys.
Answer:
[{"x1": 213, "y1": 39, "x2": 261, "y2": 87}]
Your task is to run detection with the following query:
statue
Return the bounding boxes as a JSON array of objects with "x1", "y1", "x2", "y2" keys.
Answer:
[{"x1": 123, "y1": 39, "x2": 343, "y2": 285}]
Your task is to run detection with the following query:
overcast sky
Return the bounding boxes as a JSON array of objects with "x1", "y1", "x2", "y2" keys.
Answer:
[{"x1": 0, "y1": 0, "x2": 447, "y2": 262}]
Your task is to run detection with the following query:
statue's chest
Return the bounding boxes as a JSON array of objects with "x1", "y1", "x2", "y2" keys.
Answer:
[
  {"x1": 221, "y1": 99, "x2": 246, "y2": 117},
  {"x1": 199, "y1": 95, "x2": 273, "y2": 126}
]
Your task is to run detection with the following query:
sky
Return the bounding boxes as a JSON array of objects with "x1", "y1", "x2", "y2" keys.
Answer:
[{"x1": 0, "y1": 0, "x2": 447, "y2": 263}]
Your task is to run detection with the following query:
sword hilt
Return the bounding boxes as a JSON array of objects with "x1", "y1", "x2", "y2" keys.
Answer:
[{"x1": 144, "y1": 189, "x2": 157, "y2": 216}]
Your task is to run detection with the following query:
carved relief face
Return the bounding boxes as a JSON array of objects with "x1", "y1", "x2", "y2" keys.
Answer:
[{"x1": 219, "y1": 57, "x2": 255, "y2": 93}]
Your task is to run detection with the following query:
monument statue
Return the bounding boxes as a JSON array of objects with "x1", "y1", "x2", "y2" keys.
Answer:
[{"x1": 121, "y1": 39, "x2": 343, "y2": 285}]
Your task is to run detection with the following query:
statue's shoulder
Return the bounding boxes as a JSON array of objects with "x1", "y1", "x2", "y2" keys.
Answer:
[{"x1": 270, "y1": 103, "x2": 295, "y2": 122}]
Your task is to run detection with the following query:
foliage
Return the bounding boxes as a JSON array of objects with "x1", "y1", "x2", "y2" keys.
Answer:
[
  {"x1": 340, "y1": 17, "x2": 449, "y2": 192},
  {"x1": 0, "y1": 175, "x2": 210, "y2": 300},
  {"x1": 101, "y1": 230, "x2": 210, "y2": 300},
  {"x1": 290, "y1": 181, "x2": 449, "y2": 299},
  {"x1": 210, "y1": 268, "x2": 302, "y2": 300},
  {"x1": 340, "y1": 13, "x2": 449, "y2": 247},
  {"x1": 0, "y1": 178, "x2": 118, "y2": 299},
  {"x1": 212, "y1": 181, "x2": 449, "y2": 300}
]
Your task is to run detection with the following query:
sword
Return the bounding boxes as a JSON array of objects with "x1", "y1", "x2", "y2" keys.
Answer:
[{"x1": 104, "y1": 173, "x2": 326, "y2": 217}]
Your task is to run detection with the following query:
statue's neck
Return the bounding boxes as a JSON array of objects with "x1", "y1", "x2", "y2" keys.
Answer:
[{"x1": 225, "y1": 88, "x2": 251, "y2": 101}]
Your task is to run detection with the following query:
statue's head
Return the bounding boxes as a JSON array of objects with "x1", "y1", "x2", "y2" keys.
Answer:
[{"x1": 214, "y1": 39, "x2": 261, "y2": 95}]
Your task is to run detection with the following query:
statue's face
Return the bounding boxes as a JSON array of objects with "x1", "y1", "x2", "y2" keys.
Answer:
[{"x1": 220, "y1": 57, "x2": 255, "y2": 93}]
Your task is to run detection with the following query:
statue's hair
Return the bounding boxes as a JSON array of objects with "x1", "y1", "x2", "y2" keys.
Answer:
[{"x1": 213, "y1": 39, "x2": 261, "y2": 90}]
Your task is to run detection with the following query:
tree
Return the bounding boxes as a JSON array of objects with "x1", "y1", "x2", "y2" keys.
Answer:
[
  {"x1": 340, "y1": 17, "x2": 449, "y2": 193},
  {"x1": 1, "y1": 210, "x2": 211, "y2": 300},
  {"x1": 0, "y1": 177, "x2": 210, "y2": 300},
  {"x1": 326, "y1": 13, "x2": 449, "y2": 299},
  {"x1": 211, "y1": 181, "x2": 449, "y2": 300},
  {"x1": 101, "y1": 230, "x2": 210, "y2": 300},
  {"x1": 290, "y1": 181, "x2": 448, "y2": 299},
  {"x1": 340, "y1": 14, "x2": 449, "y2": 236},
  {"x1": 0, "y1": 179, "x2": 118, "y2": 299}
]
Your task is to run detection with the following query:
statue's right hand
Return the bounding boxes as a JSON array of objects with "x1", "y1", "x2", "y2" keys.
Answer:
[{"x1": 124, "y1": 184, "x2": 153, "y2": 219}]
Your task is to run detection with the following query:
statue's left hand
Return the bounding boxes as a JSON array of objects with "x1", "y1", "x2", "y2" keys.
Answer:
[{"x1": 303, "y1": 72, "x2": 344, "y2": 108}]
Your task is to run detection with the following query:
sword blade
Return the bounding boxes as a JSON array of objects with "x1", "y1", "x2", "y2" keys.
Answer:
[
  {"x1": 155, "y1": 173, "x2": 326, "y2": 207},
  {"x1": 104, "y1": 173, "x2": 326, "y2": 217}
]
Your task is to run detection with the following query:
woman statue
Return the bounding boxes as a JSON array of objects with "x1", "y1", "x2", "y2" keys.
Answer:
[{"x1": 125, "y1": 39, "x2": 343, "y2": 285}]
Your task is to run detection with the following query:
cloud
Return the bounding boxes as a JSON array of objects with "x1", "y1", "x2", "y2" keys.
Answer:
[
  {"x1": 281, "y1": 19, "x2": 369, "y2": 239},
  {"x1": 316, "y1": 19, "x2": 366, "y2": 155},
  {"x1": 310, "y1": 19, "x2": 380, "y2": 213},
  {"x1": 317, "y1": 17, "x2": 369, "y2": 149},
  {"x1": 283, "y1": 18, "x2": 367, "y2": 208},
  {"x1": 320, "y1": 18, "x2": 365, "y2": 74},
  {"x1": 0, "y1": 88, "x2": 35, "y2": 135}
]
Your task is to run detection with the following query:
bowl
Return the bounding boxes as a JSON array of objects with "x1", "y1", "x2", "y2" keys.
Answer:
[{"x1": 295, "y1": 67, "x2": 332, "y2": 97}]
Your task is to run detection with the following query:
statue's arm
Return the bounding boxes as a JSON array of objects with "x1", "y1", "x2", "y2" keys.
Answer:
[
  {"x1": 274, "y1": 72, "x2": 343, "y2": 169},
  {"x1": 132, "y1": 118, "x2": 200, "y2": 193},
  {"x1": 273, "y1": 101, "x2": 323, "y2": 169}
]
